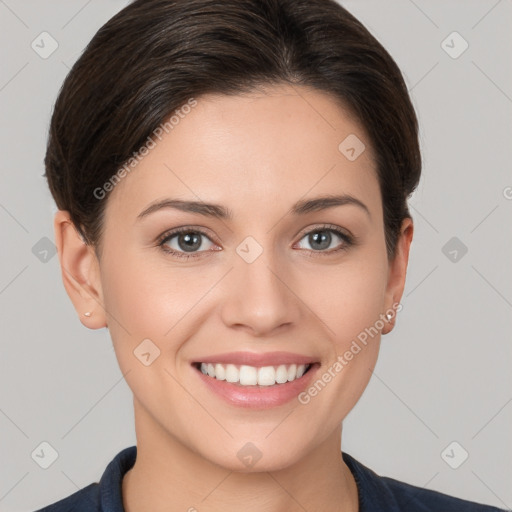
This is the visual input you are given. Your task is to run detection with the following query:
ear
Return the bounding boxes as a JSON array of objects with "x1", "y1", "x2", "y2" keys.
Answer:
[
  {"x1": 381, "y1": 217, "x2": 414, "y2": 335},
  {"x1": 54, "y1": 210, "x2": 107, "y2": 329}
]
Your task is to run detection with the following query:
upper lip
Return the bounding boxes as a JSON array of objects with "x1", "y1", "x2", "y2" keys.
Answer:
[{"x1": 192, "y1": 351, "x2": 318, "y2": 367}]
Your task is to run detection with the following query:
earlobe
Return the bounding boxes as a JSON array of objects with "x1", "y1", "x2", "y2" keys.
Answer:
[
  {"x1": 53, "y1": 210, "x2": 107, "y2": 329},
  {"x1": 382, "y1": 218, "x2": 414, "y2": 335}
]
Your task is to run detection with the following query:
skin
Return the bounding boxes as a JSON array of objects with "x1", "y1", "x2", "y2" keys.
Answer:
[{"x1": 54, "y1": 83, "x2": 413, "y2": 512}]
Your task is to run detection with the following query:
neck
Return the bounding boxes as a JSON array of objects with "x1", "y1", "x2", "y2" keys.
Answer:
[{"x1": 122, "y1": 398, "x2": 359, "y2": 512}]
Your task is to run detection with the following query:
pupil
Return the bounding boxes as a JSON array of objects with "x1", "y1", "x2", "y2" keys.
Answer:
[
  {"x1": 178, "y1": 232, "x2": 201, "y2": 252},
  {"x1": 310, "y1": 230, "x2": 330, "y2": 250}
]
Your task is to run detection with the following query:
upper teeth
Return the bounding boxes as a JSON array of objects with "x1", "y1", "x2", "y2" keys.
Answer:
[{"x1": 199, "y1": 363, "x2": 310, "y2": 386}]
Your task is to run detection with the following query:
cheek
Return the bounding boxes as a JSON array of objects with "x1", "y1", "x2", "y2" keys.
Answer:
[
  {"x1": 303, "y1": 253, "x2": 389, "y2": 346},
  {"x1": 100, "y1": 249, "x2": 225, "y2": 373},
  {"x1": 100, "y1": 251, "x2": 199, "y2": 402},
  {"x1": 101, "y1": 249, "x2": 199, "y2": 333},
  {"x1": 302, "y1": 256, "x2": 388, "y2": 417}
]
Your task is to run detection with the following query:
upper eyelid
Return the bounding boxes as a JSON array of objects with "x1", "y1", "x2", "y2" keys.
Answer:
[
  {"x1": 296, "y1": 223, "x2": 351, "y2": 239},
  {"x1": 158, "y1": 226, "x2": 218, "y2": 245}
]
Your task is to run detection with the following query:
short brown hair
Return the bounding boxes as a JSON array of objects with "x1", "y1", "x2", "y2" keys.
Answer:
[{"x1": 44, "y1": 0, "x2": 421, "y2": 259}]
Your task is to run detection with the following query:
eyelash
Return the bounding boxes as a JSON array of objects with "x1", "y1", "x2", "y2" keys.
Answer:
[{"x1": 156, "y1": 224, "x2": 355, "y2": 260}]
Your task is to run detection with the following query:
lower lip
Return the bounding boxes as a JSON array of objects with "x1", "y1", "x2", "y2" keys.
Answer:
[{"x1": 192, "y1": 363, "x2": 320, "y2": 409}]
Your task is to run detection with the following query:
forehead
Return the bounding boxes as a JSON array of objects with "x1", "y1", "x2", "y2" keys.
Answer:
[{"x1": 105, "y1": 84, "x2": 380, "y2": 223}]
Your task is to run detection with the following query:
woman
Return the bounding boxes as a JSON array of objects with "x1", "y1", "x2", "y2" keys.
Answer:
[{"x1": 38, "y1": 0, "x2": 506, "y2": 510}]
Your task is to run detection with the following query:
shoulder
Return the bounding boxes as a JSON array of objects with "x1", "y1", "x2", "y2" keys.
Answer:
[
  {"x1": 378, "y1": 473, "x2": 506, "y2": 512},
  {"x1": 33, "y1": 446, "x2": 137, "y2": 512},
  {"x1": 33, "y1": 483, "x2": 100, "y2": 511},
  {"x1": 342, "y1": 451, "x2": 508, "y2": 512}
]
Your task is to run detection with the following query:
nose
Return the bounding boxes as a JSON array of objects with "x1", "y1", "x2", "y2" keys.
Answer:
[{"x1": 219, "y1": 243, "x2": 301, "y2": 337}]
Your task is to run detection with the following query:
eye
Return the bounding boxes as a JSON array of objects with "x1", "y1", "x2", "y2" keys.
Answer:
[
  {"x1": 157, "y1": 227, "x2": 218, "y2": 259},
  {"x1": 157, "y1": 224, "x2": 355, "y2": 260},
  {"x1": 294, "y1": 224, "x2": 354, "y2": 255}
]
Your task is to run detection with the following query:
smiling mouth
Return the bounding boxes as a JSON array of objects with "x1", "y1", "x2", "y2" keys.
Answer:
[{"x1": 192, "y1": 362, "x2": 317, "y2": 387}]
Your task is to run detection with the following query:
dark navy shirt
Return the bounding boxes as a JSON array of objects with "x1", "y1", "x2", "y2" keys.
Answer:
[{"x1": 35, "y1": 445, "x2": 508, "y2": 511}]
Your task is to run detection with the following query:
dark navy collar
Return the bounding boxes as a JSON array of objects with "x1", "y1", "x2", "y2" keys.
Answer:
[
  {"x1": 342, "y1": 451, "x2": 400, "y2": 511},
  {"x1": 98, "y1": 446, "x2": 386, "y2": 511},
  {"x1": 38, "y1": 445, "x2": 506, "y2": 511},
  {"x1": 99, "y1": 445, "x2": 136, "y2": 511}
]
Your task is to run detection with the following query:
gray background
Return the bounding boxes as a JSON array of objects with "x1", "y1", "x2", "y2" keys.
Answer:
[{"x1": 1, "y1": 0, "x2": 511, "y2": 510}]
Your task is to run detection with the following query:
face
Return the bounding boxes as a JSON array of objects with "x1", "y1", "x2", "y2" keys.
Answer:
[{"x1": 58, "y1": 83, "x2": 412, "y2": 472}]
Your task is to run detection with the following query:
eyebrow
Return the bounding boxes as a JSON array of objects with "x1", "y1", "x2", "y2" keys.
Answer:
[{"x1": 136, "y1": 194, "x2": 371, "y2": 221}]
